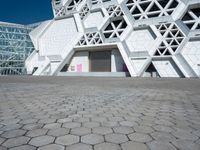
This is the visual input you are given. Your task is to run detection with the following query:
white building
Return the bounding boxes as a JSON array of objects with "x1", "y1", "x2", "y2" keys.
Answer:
[{"x1": 26, "y1": 0, "x2": 200, "y2": 78}]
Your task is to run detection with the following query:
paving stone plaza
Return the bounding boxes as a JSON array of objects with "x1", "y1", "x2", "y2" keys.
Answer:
[{"x1": 0, "y1": 77, "x2": 200, "y2": 150}]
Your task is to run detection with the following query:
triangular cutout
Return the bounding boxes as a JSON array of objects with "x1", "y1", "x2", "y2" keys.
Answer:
[
  {"x1": 105, "y1": 24, "x2": 113, "y2": 31},
  {"x1": 132, "y1": 6, "x2": 141, "y2": 15},
  {"x1": 131, "y1": 58, "x2": 148, "y2": 73},
  {"x1": 157, "y1": 0, "x2": 168, "y2": 8},
  {"x1": 155, "y1": 50, "x2": 161, "y2": 56},
  {"x1": 164, "y1": 49, "x2": 171, "y2": 55},
  {"x1": 168, "y1": 0, "x2": 179, "y2": 9},
  {"x1": 182, "y1": 12, "x2": 193, "y2": 21},
  {"x1": 143, "y1": 62, "x2": 160, "y2": 77},
  {"x1": 149, "y1": 2, "x2": 160, "y2": 12},
  {"x1": 186, "y1": 23, "x2": 195, "y2": 29},
  {"x1": 140, "y1": 2, "x2": 150, "y2": 11},
  {"x1": 196, "y1": 24, "x2": 200, "y2": 29}
]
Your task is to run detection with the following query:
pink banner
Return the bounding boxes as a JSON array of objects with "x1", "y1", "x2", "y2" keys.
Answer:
[{"x1": 77, "y1": 64, "x2": 82, "y2": 72}]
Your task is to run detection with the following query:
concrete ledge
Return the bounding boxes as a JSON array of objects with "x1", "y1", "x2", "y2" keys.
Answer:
[{"x1": 57, "y1": 72, "x2": 129, "y2": 77}]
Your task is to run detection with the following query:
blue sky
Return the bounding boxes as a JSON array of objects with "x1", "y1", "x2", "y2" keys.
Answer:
[{"x1": 0, "y1": 0, "x2": 53, "y2": 25}]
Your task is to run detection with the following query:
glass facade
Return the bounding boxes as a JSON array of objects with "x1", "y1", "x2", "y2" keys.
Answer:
[{"x1": 0, "y1": 22, "x2": 38, "y2": 75}]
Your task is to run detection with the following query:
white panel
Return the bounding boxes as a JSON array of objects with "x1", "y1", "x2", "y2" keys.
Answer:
[
  {"x1": 126, "y1": 29, "x2": 155, "y2": 53},
  {"x1": 29, "y1": 20, "x2": 51, "y2": 50},
  {"x1": 152, "y1": 59, "x2": 180, "y2": 77},
  {"x1": 68, "y1": 51, "x2": 89, "y2": 72},
  {"x1": 84, "y1": 11, "x2": 104, "y2": 28},
  {"x1": 39, "y1": 18, "x2": 78, "y2": 56},
  {"x1": 182, "y1": 41, "x2": 200, "y2": 76},
  {"x1": 111, "y1": 50, "x2": 125, "y2": 72},
  {"x1": 131, "y1": 58, "x2": 147, "y2": 74}
]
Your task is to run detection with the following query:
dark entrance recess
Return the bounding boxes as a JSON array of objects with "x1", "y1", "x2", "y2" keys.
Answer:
[
  {"x1": 145, "y1": 63, "x2": 160, "y2": 77},
  {"x1": 89, "y1": 51, "x2": 111, "y2": 72}
]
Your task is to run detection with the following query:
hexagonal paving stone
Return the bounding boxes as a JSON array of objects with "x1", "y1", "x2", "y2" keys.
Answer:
[
  {"x1": 0, "y1": 124, "x2": 3, "y2": 129},
  {"x1": 91, "y1": 117, "x2": 107, "y2": 122},
  {"x1": 81, "y1": 134, "x2": 104, "y2": 145},
  {"x1": 121, "y1": 141, "x2": 148, "y2": 150},
  {"x1": 120, "y1": 121, "x2": 138, "y2": 127},
  {"x1": 26, "y1": 129, "x2": 48, "y2": 137},
  {"x1": 0, "y1": 138, "x2": 5, "y2": 145},
  {"x1": 113, "y1": 126, "x2": 134, "y2": 134},
  {"x1": 38, "y1": 144, "x2": 65, "y2": 150},
  {"x1": 23, "y1": 123, "x2": 44, "y2": 130},
  {"x1": 105, "y1": 133, "x2": 128, "y2": 144},
  {"x1": 57, "y1": 118, "x2": 72, "y2": 123},
  {"x1": 29, "y1": 135, "x2": 55, "y2": 147},
  {"x1": 0, "y1": 146, "x2": 8, "y2": 150},
  {"x1": 155, "y1": 119, "x2": 174, "y2": 126},
  {"x1": 0, "y1": 130, "x2": 4, "y2": 135},
  {"x1": 71, "y1": 127, "x2": 91, "y2": 136},
  {"x1": 94, "y1": 142, "x2": 121, "y2": 150},
  {"x1": 43, "y1": 123, "x2": 61, "y2": 129},
  {"x1": 62, "y1": 122, "x2": 81, "y2": 129},
  {"x1": 192, "y1": 129, "x2": 200, "y2": 137},
  {"x1": 0, "y1": 124, "x2": 22, "y2": 131},
  {"x1": 2, "y1": 136, "x2": 30, "y2": 148},
  {"x1": 172, "y1": 130, "x2": 199, "y2": 140},
  {"x1": 74, "y1": 117, "x2": 90, "y2": 123},
  {"x1": 38, "y1": 119, "x2": 56, "y2": 124},
  {"x1": 66, "y1": 143, "x2": 93, "y2": 150},
  {"x1": 93, "y1": 127, "x2": 113, "y2": 135},
  {"x1": 153, "y1": 125, "x2": 174, "y2": 133},
  {"x1": 9, "y1": 145, "x2": 36, "y2": 150},
  {"x1": 102, "y1": 121, "x2": 119, "y2": 127},
  {"x1": 150, "y1": 132, "x2": 176, "y2": 142},
  {"x1": 128, "y1": 133, "x2": 152, "y2": 142},
  {"x1": 83, "y1": 122, "x2": 100, "y2": 128},
  {"x1": 55, "y1": 135, "x2": 79, "y2": 146},
  {"x1": 172, "y1": 139, "x2": 200, "y2": 150},
  {"x1": 134, "y1": 125, "x2": 154, "y2": 134},
  {"x1": 48, "y1": 128, "x2": 69, "y2": 137},
  {"x1": 1, "y1": 129, "x2": 26, "y2": 138},
  {"x1": 20, "y1": 119, "x2": 38, "y2": 124},
  {"x1": 0, "y1": 119, "x2": 20, "y2": 125},
  {"x1": 148, "y1": 141, "x2": 177, "y2": 150}
]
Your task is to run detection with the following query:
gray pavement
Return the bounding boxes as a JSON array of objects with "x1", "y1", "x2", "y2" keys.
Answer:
[{"x1": 0, "y1": 76, "x2": 200, "y2": 150}]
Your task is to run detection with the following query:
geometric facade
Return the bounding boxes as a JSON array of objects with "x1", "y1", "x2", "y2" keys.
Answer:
[
  {"x1": 0, "y1": 22, "x2": 38, "y2": 75},
  {"x1": 26, "y1": 0, "x2": 200, "y2": 78}
]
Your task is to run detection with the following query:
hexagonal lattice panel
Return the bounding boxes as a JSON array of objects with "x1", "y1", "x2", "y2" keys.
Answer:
[
  {"x1": 53, "y1": 0, "x2": 62, "y2": 6},
  {"x1": 181, "y1": 7, "x2": 200, "y2": 30},
  {"x1": 66, "y1": 0, "x2": 83, "y2": 11},
  {"x1": 79, "y1": 4, "x2": 90, "y2": 20},
  {"x1": 91, "y1": 0, "x2": 111, "y2": 5},
  {"x1": 54, "y1": 6, "x2": 67, "y2": 17},
  {"x1": 154, "y1": 23, "x2": 185, "y2": 56},
  {"x1": 126, "y1": 0, "x2": 179, "y2": 20},
  {"x1": 107, "y1": 5, "x2": 124, "y2": 17},
  {"x1": 77, "y1": 32, "x2": 103, "y2": 46},
  {"x1": 103, "y1": 18, "x2": 128, "y2": 39}
]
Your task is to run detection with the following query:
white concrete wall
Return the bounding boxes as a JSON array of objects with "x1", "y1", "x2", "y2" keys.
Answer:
[
  {"x1": 182, "y1": 40, "x2": 200, "y2": 76},
  {"x1": 83, "y1": 11, "x2": 104, "y2": 29},
  {"x1": 68, "y1": 51, "x2": 89, "y2": 72},
  {"x1": 39, "y1": 18, "x2": 78, "y2": 56},
  {"x1": 152, "y1": 59, "x2": 181, "y2": 77},
  {"x1": 125, "y1": 29, "x2": 155, "y2": 53},
  {"x1": 111, "y1": 49, "x2": 125, "y2": 72}
]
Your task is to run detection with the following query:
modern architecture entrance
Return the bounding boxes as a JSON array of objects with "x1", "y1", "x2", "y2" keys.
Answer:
[{"x1": 89, "y1": 51, "x2": 111, "y2": 72}]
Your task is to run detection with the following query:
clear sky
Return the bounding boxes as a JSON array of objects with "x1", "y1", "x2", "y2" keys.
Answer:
[{"x1": 0, "y1": 0, "x2": 53, "y2": 25}]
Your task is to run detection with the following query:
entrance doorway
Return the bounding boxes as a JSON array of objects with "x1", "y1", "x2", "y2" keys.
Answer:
[{"x1": 89, "y1": 51, "x2": 111, "y2": 72}]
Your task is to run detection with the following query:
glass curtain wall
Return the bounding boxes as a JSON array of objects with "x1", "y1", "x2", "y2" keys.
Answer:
[{"x1": 0, "y1": 22, "x2": 36, "y2": 75}]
